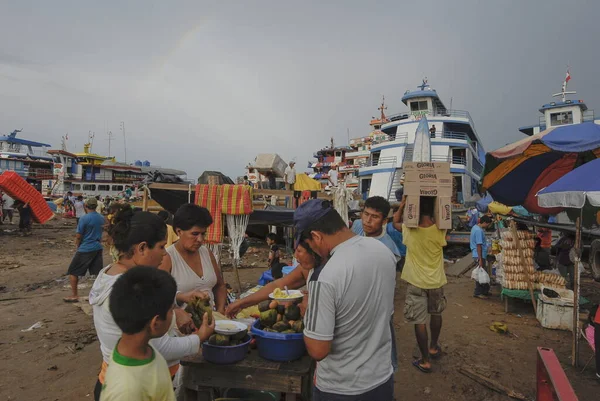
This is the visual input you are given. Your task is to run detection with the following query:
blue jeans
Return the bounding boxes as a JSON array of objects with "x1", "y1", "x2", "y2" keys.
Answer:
[{"x1": 313, "y1": 375, "x2": 394, "y2": 401}]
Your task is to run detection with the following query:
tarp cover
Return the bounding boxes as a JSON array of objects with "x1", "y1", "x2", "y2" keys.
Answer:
[
  {"x1": 197, "y1": 171, "x2": 234, "y2": 185},
  {"x1": 482, "y1": 123, "x2": 600, "y2": 212},
  {"x1": 538, "y1": 158, "x2": 600, "y2": 208}
]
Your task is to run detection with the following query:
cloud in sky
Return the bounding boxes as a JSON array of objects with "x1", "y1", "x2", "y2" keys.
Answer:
[{"x1": 1, "y1": 0, "x2": 599, "y2": 179}]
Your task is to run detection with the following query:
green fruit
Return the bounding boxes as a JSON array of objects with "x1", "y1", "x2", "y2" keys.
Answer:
[
  {"x1": 260, "y1": 309, "x2": 278, "y2": 328},
  {"x1": 285, "y1": 304, "x2": 301, "y2": 321},
  {"x1": 258, "y1": 300, "x2": 271, "y2": 312},
  {"x1": 208, "y1": 334, "x2": 218, "y2": 345},
  {"x1": 273, "y1": 321, "x2": 291, "y2": 332},
  {"x1": 231, "y1": 329, "x2": 248, "y2": 341},
  {"x1": 276, "y1": 305, "x2": 286, "y2": 315},
  {"x1": 292, "y1": 320, "x2": 304, "y2": 333},
  {"x1": 281, "y1": 329, "x2": 295, "y2": 334},
  {"x1": 215, "y1": 334, "x2": 230, "y2": 346},
  {"x1": 263, "y1": 328, "x2": 277, "y2": 332}
]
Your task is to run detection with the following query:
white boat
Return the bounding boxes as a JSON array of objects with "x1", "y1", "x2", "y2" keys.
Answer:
[
  {"x1": 518, "y1": 71, "x2": 599, "y2": 136},
  {"x1": 357, "y1": 79, "x2": 486, "y2": 203}
]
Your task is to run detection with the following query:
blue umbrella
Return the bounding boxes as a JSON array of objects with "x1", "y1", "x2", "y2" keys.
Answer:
[{"x1": 537, "y1": 158, "x2": 600, "y2": 208}]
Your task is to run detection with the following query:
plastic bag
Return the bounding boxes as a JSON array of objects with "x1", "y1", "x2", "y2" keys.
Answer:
[{"x1": 471, "y1": 267, "x2": 490, "y2": 285}]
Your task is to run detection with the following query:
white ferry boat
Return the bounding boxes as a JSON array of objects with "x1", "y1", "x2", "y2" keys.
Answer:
[{"x1": 357, "y1": 80, "x2": 486, "y2": 203}]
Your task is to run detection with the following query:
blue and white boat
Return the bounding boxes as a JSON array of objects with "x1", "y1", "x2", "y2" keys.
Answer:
[{"x1": 357, "y1": 80, "x2": 486, "y2": 203}]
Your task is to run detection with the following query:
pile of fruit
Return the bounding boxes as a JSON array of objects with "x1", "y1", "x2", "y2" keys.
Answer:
[
  {"x1": 258, "y1": 300, "x2": 304, "y2": 333},
  {"x1": 207, "y1": 330, "x2": 248, "y2": 346},
  {"x1": 185, "y1": 297, "x2": 213, "y2": 327}
]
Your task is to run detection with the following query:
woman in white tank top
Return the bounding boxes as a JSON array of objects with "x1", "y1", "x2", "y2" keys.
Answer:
[{"x1": 160, "y1": 204, "x2": 227, "y2": 314}]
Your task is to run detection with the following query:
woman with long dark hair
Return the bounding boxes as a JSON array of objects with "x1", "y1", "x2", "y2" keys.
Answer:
[{"x1": 89, "y1": 208, "x2": 213, "y2": 401}]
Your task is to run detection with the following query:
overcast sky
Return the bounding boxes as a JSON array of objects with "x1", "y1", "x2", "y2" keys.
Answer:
[{"x1": 1, "y1": 0, "x2": 599, "y2": 180}]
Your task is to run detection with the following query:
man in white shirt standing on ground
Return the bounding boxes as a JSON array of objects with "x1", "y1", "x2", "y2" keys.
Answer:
[
  {"x1": 284, "y1": 161, "x2": 296, "y2": 191},
  {"x1": 295, "y1": 199, "x2": 396, "y2": 400}
]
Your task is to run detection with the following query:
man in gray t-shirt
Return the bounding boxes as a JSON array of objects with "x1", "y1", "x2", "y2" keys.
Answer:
[{"x1": 295, "y1": 199, "x2": 396, "y2": 399}]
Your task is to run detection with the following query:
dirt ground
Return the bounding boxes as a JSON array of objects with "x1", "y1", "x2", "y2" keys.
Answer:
[{"x1": 1, "y1": 215, "x2": 599, "y2": 401}]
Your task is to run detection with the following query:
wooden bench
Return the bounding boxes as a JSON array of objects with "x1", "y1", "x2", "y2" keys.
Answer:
[{"x1": 181, "y1": 350, "x2": 314, "y2": 400}]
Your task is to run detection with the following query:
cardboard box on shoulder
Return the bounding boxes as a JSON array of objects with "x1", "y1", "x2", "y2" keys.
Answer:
[
  {"x1": 402, "y1": 161, "x2": 452, "y2": 230},
  {"x1": 403, "y1": 195, "x2": 452, "y2": 230},
  {"x1": 403, "y1": 161, "x2": 450, "y2": 174}
]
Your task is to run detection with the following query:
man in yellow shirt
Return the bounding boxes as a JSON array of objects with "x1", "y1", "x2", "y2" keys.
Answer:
[{"x1": 393, "y1": 196, "x2": 447, "y2": 374}]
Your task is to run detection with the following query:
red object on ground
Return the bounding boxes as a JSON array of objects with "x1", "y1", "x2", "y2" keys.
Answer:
[
  {"x1": 0, "y1": 171, "x2": 54, "y2": 224},
  {"x1": 536, "y1": 347, "x2": 578, "y2": 401}
]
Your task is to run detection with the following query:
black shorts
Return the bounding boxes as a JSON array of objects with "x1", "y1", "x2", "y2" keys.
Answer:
[{"x1": 67, "y1": 250, "x2": 103, "y2": 277}]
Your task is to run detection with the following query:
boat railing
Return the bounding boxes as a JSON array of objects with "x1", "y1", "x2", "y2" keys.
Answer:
[
  {"x1": 27, "y1": 167, "x2": 55, "y2": 180},
  {"x1": 431, "y1": 155, "x2": 467, "y2": 166},
  {"x1": 386, "y1": 108, "x2": 474, "y2": 126},
  {"x1": 365, "y1": 156, "x2": 397, "y2": 167},
  {"x1": 386, "y1": 132, "x2": 409, "y2": 142}
]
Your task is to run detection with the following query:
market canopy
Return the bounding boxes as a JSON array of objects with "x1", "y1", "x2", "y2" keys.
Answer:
[
  {"x1": 481, "y1": 123, "x2": 600, "y2": 214},
  {"x1": 537, "y1": 158, "x2": 600, "y2": 208}
]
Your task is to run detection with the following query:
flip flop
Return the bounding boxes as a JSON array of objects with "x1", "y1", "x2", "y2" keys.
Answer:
[
  {"x1": 63, "y1": 298, "x2": 79, "y2": 303},
  {"x1": 429, "y1": 345, "x2": 442, "y2": 359},
  {"x1": 412, "y1": 359, "x2": 432, "y2": 373}
]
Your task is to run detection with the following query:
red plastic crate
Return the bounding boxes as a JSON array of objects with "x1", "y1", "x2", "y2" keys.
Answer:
[{"x1": 0, "y1": 171, "x2": 54, "y2": 224}]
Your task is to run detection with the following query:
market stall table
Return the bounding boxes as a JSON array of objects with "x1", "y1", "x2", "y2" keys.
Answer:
[{"x1": 181, "y1": 349, "x2": 314, "y2": 401}]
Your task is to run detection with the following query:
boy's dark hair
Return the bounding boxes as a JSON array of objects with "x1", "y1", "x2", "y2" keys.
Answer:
[
  {"x1": 266, "y1": 233, "x2": 278, "y2": 242},
  {"x1": 420, "y1": 197, "x2": 435, "y2": 218},
  {"x1": 480, "y1": 215, "x2": 493, "y2": 225},
  {"x1": 109, "y1": 266, "x2": 177, "y2": 334},
  {"x1": 109, "y1": 209, "x2": 167, "y2": 255},
  {"x1": 243, "y1": 175, "x2": 248, "y2": 180},
  {"x1": 173, "y1": 204, "x2": 213, "y2": 231},
  {"x1": 302, "y1": 207, "x2": 346, "y2": 238},
  {"x1": 157, "y1": 210, "x2": 169, "y2": 222},
  {"x1": 77, "y1": 195, "x2": 84, "y2": 201},
  {"x1": 364, "y1": 196, "x2": 391, "y2": 219}
]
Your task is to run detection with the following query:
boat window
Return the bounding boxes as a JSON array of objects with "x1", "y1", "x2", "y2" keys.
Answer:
[
  {"x1": 112, "y1": 185, "x2": 124, "y2": 191},
  {"x1": 550, "y1": 111, "x2": 573, "y2": 126},
  {"x1": 98, "y1": 185, "x2": 110, "y2": 191},
  {"x1": 73, "y1": 184, "x2": 81, "y2": 190},
  {"x1": 410, "y1": 101, "x2": 428, "y2": 112},
  {"x1": 83, "y1": 184, "x2": 96, "y2": 191}
]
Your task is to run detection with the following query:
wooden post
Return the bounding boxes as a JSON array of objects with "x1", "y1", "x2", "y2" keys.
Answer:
[
  {"x1": 572, "y1": 216, "x2": 581, "y2": 367},
  {"x1": 142, "y1": 186, "x2": 149, "y2": 211},
  {"x1": 509, "y1": 221, "x2": 537, "y2": 314}
]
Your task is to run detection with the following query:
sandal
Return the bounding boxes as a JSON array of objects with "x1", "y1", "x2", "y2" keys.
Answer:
[
  {"x1": 412, "y1": 359, "x2": 432, "y2": 373},
  {"x1": 63, "y1": 297, "x2": 79, "y2": 303},
  {"x1": 429, "y1": 345, "x2": 442, "y2": 359}
]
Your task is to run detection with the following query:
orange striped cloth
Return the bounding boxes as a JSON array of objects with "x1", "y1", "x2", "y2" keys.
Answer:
[
  {"x1": 221, "y1": 185, "x2": 253, "y2": 215},
  {"x1": 194, "y1": 184, "x2": 223, "y2": 244}
]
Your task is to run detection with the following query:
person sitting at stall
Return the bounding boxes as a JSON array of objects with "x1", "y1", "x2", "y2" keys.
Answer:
[
  {"x1": 554, "y1": 232, "x2": 575, "y2": 290},
  {"x1": 159, "y1": 204, "x2": 228, "y2": 314},
  {"x1": 266, "y1": 233, "x2": 286, "y2": 280},
  {"x1": 225, "y1": 240, "x2": 323, "y2": 318},
  {"x1": 534, "y1": 237, "x2": 552, "y2": 271}
]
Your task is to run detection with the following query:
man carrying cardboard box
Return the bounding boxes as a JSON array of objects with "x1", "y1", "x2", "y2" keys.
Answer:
[{"x1": 393, "y1": 195, "x2": 448, "y2": 374}]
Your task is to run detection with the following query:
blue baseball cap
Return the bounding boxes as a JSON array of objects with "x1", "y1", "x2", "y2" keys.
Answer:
[{"x1": 293, "y1": 199, "x2": 334, "y2": 246}]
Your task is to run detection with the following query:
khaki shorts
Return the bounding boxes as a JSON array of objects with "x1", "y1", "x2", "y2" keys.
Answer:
[{"x1": 404, "y1": 284, "x2": 447, "y2": 324}]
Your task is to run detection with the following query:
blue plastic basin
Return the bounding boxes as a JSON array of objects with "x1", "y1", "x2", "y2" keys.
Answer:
[
  {"x1": 250, "y1": 320, "x2": 306, "y2": 362},
  {"x1": 201, "y1": 335, "x2": 251, "y2": 365}
]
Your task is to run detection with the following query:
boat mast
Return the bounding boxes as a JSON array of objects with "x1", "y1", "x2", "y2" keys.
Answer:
[
  {"x1": 552, "y1": 67, "x2": 576, "y2": 102},
  {"x1": 120, "y1": 121, "x2": 127, "y2": 163}
]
